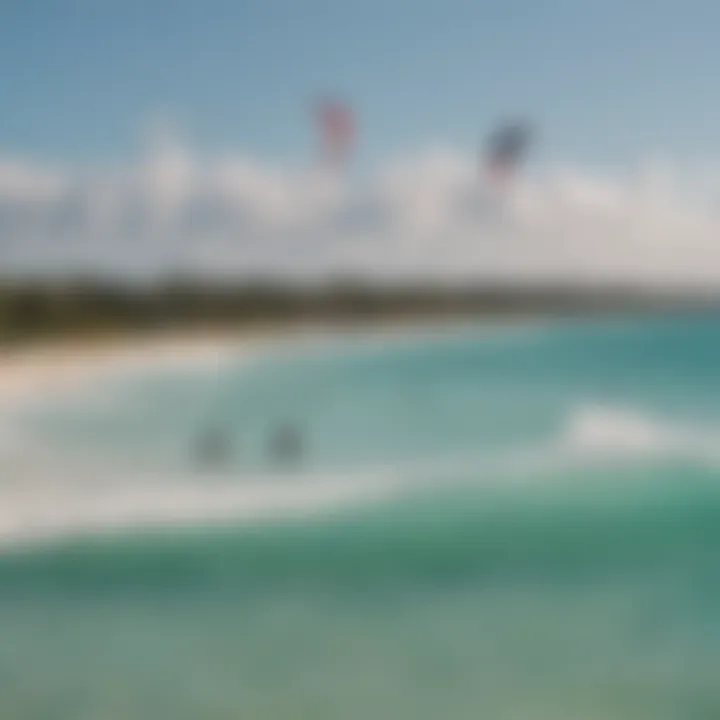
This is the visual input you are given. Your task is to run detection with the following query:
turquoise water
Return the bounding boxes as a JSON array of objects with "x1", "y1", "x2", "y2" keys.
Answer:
[{"x1": 2, "y1": 312, "x2": 720, "y2": 718}]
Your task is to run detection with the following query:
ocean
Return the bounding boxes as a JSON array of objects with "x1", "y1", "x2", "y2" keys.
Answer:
[{"x1": 1, "y1": 312, "x2": 720, "y2": 719}]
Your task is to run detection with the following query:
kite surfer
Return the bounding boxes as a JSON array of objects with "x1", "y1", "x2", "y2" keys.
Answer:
[
  {"x1": 270, "y1": 421, "x2": 304, "y2": 467},
  {"x1": 194, "y1": 424, "x2": 230, "y2": 468}
]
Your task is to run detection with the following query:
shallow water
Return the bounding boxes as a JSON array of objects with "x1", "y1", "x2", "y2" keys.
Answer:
[{"x1": 2, "y1": 312, "x2": 720, "y2": 718}]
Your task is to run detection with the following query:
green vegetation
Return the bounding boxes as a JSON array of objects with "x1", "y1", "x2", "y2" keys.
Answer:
[{"x1": 0, "y1": 276, "x2": 714, "y2": 346}]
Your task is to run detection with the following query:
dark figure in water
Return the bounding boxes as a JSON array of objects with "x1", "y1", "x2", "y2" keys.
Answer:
[
  {"x1": 195, "y1": 425, "x2": 230, "y2": 468},
  {"x1": 270, "y1": 422, "x2": 303, "y2": 466}
]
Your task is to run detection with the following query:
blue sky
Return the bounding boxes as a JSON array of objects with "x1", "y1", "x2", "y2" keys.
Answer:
[
  {"x1": 0, "y1": 1, "x2": 720, "y2": 284},
  {"x1": 2, "y1": 0, "x2": 720, "y2": 169}
]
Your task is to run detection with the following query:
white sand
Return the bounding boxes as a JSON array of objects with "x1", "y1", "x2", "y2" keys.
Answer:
[{"x1": 0, "y1": 331, "x2": 264, "y2": 409}]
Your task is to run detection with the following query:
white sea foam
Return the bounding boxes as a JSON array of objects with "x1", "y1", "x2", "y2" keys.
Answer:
[
  {"x1": 0, "y1": 472, "x2": 409, "y2": 547},
  {"x1": 562, "y1": 403, "x2": 720, "y2": 463}
]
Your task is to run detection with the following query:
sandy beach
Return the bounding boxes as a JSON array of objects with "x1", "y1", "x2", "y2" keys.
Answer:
[
  {"x1": 0, "y1": 314, "x2": 506, "y2": 409},
  {"x1": 0, "y1": 330, "x2": 264, "y2": 409}
]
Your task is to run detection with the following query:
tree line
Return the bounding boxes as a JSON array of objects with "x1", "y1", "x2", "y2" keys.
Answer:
[{"x1": 0, "y1": 276, "x2": 712, "y2": 345}]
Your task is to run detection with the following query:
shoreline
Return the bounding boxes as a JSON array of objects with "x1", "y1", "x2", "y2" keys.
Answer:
[
  {"x1": 0, "y1": 314, "x2": 536, "y2": 409},
  {"x1": 0, "y1": 329, "x2": 252, "y2": 409},
  {"x1": 1, "y1": 291, "x2": 716, "y2": 408}
]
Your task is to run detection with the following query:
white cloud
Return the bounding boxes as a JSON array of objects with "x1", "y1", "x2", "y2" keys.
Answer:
[{"x1": 0, "y1": 137, "x2": 719, "y2": 288}]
